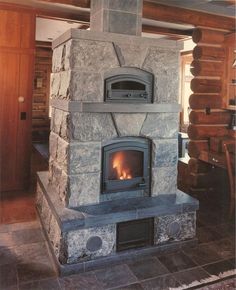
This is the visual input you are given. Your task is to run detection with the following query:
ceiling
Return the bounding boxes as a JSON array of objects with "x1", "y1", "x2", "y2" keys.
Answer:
[
  {"x1": 1, "y1": 0, "x2": 235, "y2": 42},
  {"x1": 150, "y1": 0, "x2": 236, "y2": 18}
]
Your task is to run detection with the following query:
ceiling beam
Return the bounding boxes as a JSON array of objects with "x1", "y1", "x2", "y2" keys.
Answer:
[
  {"x1": 143, "y1": 1, "x2": 235, "y2": 31},
  {"x1": 37, "y1": 0, "x2": 90, "y2": 8},
  {"x1": 142, "y1": 24, "x2": 192, "y2": 38}
]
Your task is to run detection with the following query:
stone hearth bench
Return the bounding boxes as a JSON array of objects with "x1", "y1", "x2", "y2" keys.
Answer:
[{"x1": 37, "y1": 172, "x2": 198, "y2": 231}]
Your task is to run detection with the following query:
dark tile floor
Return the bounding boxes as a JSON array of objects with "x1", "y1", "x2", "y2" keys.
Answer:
[{"x1": 0, "y1": 148, "x2": 235, "y2": 290}]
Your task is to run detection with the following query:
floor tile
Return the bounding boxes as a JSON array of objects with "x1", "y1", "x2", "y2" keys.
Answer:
[
  {"x1": 173, "y1": 267, "x2": 211, "y2": 288},
  {"x1": 60, "y1": 272, "x2": 103, "y2": 290},
  {"x1": 0, "y1": 263, "x2": 18, "y2": 289},
  {"x1": 0, "y1": 232, "x2": 15, "y2": 248},
  {"x1": 203, "y1": 259, "x2": 236, "y2": 277},
  {"x1": 140, "y1": 274, "x2": 180, "y2": 290},
  {"x1": 17, "y1": 261, "x2": 56, "y2": 284},
  {"x1": 183, "y1": 244, "x2": 222, "y2": 266},
  {"x1": 95, "y1": 264, "x2": 137, "y2": 289},
  {"x1": 128, "y1": 256, "x2": 169, "y2": 281},
  {"x1": 112, "y1": 283, "x2": 144, "y2": 290},
  {"x1": 19, "y1": 278, "x2": 61, "y2": 290},
  {"x1": 208, "y1": 238, "x2": 235, "y2": 260},
  {"x1": 15, "y1": 242, "x2": 52, "y2": 264},
  {"x1": 158, "y1": 251, "x2": 197, "y2": 273},
  {"x1": 11, "y1": 228, "x2": 45, "y2": 246},
  {"x1": 0, "y1": 246, "x2": 17, "y2": 266}
]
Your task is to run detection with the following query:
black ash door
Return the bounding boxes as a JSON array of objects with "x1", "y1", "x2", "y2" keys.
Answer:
[{"x1": 102, "y1": 138, "x2": 150, "y2": 194}]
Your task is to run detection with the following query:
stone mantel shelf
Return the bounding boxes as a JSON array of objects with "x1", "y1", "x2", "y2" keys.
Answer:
[
  {"x1": 50, "y1": 99, "x2": 181, "y2": 113},
  {"x1": 37, "y1": 172, "x2": 198, "y2": 232},
  {"x1": 52, "y1": 28, "x2": 183, "y2": 50}
]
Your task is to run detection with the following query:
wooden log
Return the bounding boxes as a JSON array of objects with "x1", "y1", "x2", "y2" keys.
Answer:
[
  {"x1": 188, "y1": 157, "x2": 212, "y2": 173},
  {"x1": 189, "y1": 94, "x2": 222, "y2": 110},
  {"x1": 188, "y1": 124, "x2": 228, "y2": 140},
  {"x1": 191, "y1": 78, "x2": 222, "y2": 94},
  {"x1": 193, "y1": 46, "x2": 225, "y2": 61},
  {"x1": 192, "y1": 28, "x2": 225, "y2": 45},
  {"x1": 189, "y1": 111, "x2": 231, "y2": 125},
  {"x1": 190, "y1": 60, "x2": 223, "y2": 77},
  {"x1": 188, "y1": 140, "x2": 209, "y2": 158}
]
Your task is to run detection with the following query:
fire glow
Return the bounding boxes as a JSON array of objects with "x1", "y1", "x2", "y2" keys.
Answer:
[{"x1": 112, "y1": 151, "x2": 132, "y2": 180}]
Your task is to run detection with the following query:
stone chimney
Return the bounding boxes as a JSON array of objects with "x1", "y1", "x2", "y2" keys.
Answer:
[{"x1": 90, "y1": 0, "x2": 143, "y2": 36}]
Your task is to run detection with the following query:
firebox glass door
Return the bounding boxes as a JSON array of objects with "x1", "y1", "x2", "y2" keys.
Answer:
[
  {"x1": 108, "y1": 150, "x2": 143, "y2": 181},
  {"x1": 102, "y1": 139, "x2": 150, "y2": 194}
]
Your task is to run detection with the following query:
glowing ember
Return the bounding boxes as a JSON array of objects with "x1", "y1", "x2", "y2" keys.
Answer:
[{"x1": 112, "y1": 151, "x2": 132, "y2": 180}]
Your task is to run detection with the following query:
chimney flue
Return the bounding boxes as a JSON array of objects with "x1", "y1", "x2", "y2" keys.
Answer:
[{"x1": 90, "y1": 0, "x2": 143, "y2": 36}]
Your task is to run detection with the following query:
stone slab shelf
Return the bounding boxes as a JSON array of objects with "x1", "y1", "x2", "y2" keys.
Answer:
[
  {"x1": 50, "y1": 99, "x2": 181, "y2": 113},
  {"x1": 37, "y1": 172, "x2": 198, "y2": 232}
]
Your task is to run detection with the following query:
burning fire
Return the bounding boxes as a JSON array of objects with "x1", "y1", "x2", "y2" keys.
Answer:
[{"x1": 112, "y1": 151, "x2": 132, "y2": 180}]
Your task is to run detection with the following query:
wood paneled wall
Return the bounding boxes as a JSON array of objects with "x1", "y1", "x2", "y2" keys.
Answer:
[{"x1": 0, "y1": 5, "x2": 36, "y2": 191}]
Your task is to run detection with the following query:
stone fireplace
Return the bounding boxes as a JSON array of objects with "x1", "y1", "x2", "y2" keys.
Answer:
[{"x1": 36, "y1": 0, "x2": 198, "y2": 275}]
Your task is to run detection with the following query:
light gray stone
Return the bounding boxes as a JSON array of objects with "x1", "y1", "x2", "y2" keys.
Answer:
[
  {"x1": 113, "y1": 42, "x2": 148, "y2": 67},
  {"x1": 58, "y1": 70, "x2": 71, "y2": 98},
  {"x1": 113, "y1": 113, "x2": 146, "y2": 136},
  {"x1": 48, "y1": 213, "x2": 62, "y2": 258},
  {"x1": 70, "y1": 71, "x2": 103, "y2": 102},
  {"x1": 70, "y1": 39, "x2": 119, "y2": 72},
  {"x1": 152, "y1": 166, "x2": 177, "y2": 196},
  {"x1": 51, "y1": 109, "x2": 70, "y2": 140},
  {"x1": 49, "y1": 161, "x2": 68, "y2": 204},
  {"x1": 50, "y1": 72, "x2": 60, "y2": 98},
  {"x1": 107, "y1": 11, "x2": 139, "y2": 35},
  {"x1": 71, "y1": 113, "x2": 117, "y2": 141},
  {"x1": 142, "y1": 48, "x2": 180, "y2": 103},
  {"x1": 152, "y1": 139, "x2": 178, "y2": 167},
  {"x1": 154, "y1": 212, "x2": 196, "y2": 245},
  {"x1": 56, "y1": 137, "x2": 69, "y2": 172},
  {"x1": 49, "y1": 132, "x2": 58, "y2": 160},
  {"x1": 69, "y1": 172, "x2": 101, "y2": 207},
  {"x1": 109, "y1": 0, "x2": 142, "y2": 14},
  {"x1": 52, "y1": 45, "x2": 64, "y2": 72},
  {"x1": 141, "y1": 113, "x2": 178, "y2": 139},
  {"x1": 70, "y1": 142, "x2": 101, "y2": 174},
  {"x1": 66, "y1": 224, "x2": 116, "y2": 263}
]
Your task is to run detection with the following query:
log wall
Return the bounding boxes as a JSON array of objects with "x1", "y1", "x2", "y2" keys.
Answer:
[{"x1": 187, "y1": 27, "x2": 231, "y2": 191}]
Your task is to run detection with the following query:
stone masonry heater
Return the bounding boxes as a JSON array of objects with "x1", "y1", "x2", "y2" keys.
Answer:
[{"x1": 36, "y1": 0, "x2": 198, "y2": 275}]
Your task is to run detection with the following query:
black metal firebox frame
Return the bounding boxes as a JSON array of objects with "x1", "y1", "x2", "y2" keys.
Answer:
[
  {"x1": 104, "y1": 67, "x2": 153, "y2": 103},
  {"x1": 101, "y1": 137, "x2": 151, "y2": 195}
]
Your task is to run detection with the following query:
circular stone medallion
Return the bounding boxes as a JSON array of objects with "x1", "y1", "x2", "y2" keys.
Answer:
[
  {"x1": 167, "y1": 221, "x2": 181, "y2": 238},
  {"x1": 86, "y1": 236, "x2": 103, "y2": 252}
]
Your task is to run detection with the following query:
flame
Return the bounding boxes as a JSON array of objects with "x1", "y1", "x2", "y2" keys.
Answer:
[{"x1": 112, "y1": 152, "x2": 132, "y2": 180}]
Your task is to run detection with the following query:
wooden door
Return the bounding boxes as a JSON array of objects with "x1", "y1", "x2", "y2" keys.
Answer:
[{"x1": 0, "y1": 6, "x2": 35, "y2": 191}]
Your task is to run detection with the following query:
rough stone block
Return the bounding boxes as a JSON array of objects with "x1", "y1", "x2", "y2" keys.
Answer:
[
  {"x1": 69, "y1": 172, "x2": 101, "y2": 207},
  {"x1": 152, "y1": 139, "x2": 178, "y2": 167},
  {"x1": 70, "y1": 142, "x2": 101, "y2": 174},
  {"x1": 154, "y1": 212, "x2": 196, "y2": 245},
  {"x1": 52, "y1": 45, "x2": 64, "y2": 72},
  {"x1": 152, "y1": 166, "x2": 177, "y2": 196},
  {"x1": 50, "y1": 72, "x2": 60, "y2": 98},
  {"x1": 51, "y1": 109, "x2": 70, "y2": 140},
  {"x1": 70, "y1": 39, "x2": 119, "y2": 72},
  {"x1": 113, "y1": 113, "x2": 146, "y2": 136},
  {"x1": 66, "y1": 224, "x2": 116, "y2": 263},
  {"x1": 70, "y1": 71, "x2": 103, "y2": 102},
  {"x1": 113, "y1": 42, "x2": 148, "y2": 67},
  {"x1": 142, "y1": 48, "x2": 179, "y2": 103},
  {"x1": 56, "y1": 137, "x2": 69, "y2": 172},
  {"x1": 49, "y1": 132, "x2": 58, "y2": 160},
  {"x1": 71, "y1": 113, "x2": 117, "y2": 141},
  {"x1": 141, "y1": 113, "x2": 178, "y2": 139}
]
